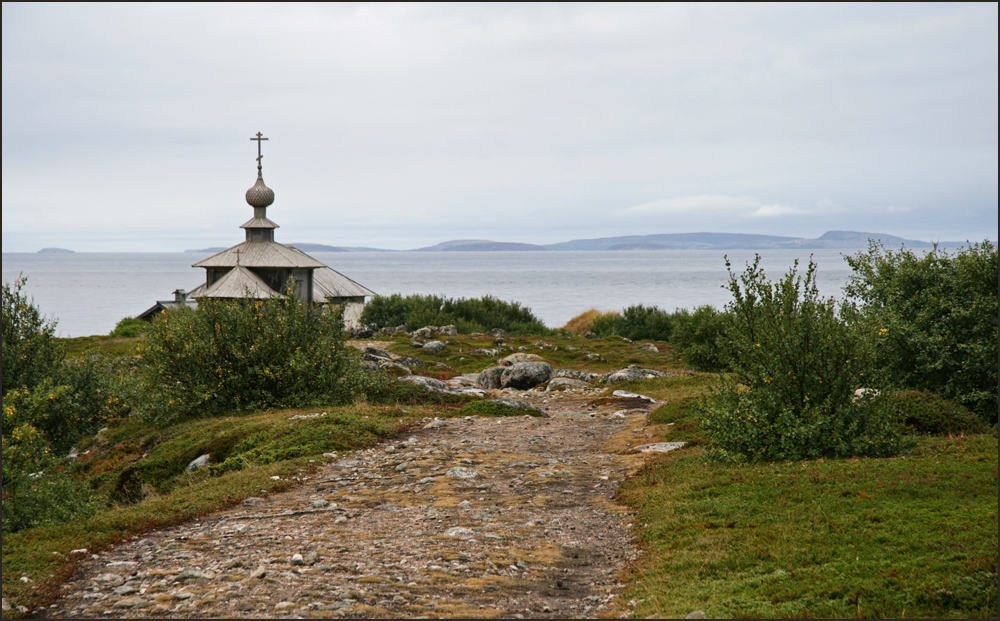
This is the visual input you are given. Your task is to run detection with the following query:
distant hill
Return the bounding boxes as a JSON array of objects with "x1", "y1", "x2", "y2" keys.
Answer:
[
  {"x1": 542, "y1": 231, "x2": 938, "y2": 251},
  {"x1": 413, "y1": 240, "x2": 548, "y2": 252},
  {"x1": 38, "y1": 247, "x2": 75, "y2": 253}
]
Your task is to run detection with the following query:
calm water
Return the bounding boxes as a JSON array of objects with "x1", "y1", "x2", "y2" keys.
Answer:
[{"x1": 2, "y1": 250, "x2": 855, "y2": 338}]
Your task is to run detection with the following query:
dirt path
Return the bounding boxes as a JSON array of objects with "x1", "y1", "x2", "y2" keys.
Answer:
[{"x1": 48, "y1": 394, "x2": 664, "y2": 619}]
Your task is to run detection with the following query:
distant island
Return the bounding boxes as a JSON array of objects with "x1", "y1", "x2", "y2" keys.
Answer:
[
  {"x1": 184, "y1": 243, "x2": 394, "y2": 253},
  {"x1": 38, "y1": 247, "x2": 75, "y2": 253}
]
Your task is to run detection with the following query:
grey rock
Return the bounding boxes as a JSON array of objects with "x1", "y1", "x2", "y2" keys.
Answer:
[
  {"x1": 94, "y1": 574, "x2": 125, "y2": 585},
  {"x1": 446, "y1": 527, "x2": 476, "y2": 538},
  {"x1": 423, "y1": 418, "x2": 447, "y2": 429},
  {"x1": 630, "y1": 442, "x2": 687, "y2": 454},
  {"x1": 249, "y1": 566, "x2": 268, "y2": 579},
  {"x1": 410, "y1": 337, "x2": 426, "y2": 348},
  {"x1": 395, "y1": 356, "x2": 427, "y2": 368},
  {"x1": 488, "y1": 328, "x2": 507, "y2": 337},
  {"x1": 500, "y1": 362, "x2": 553, "y2": 390},
  {"x1": 546, "y1": 377, "x2": 591, "y2": 392},
  {"x1": 446, "y1": 467, "x2": 481, "y2": 479},
  {"x1": 612, "y1": 390, "x2": 656, "y2": 402},
  {"x1": 640, "y1": 342, "x2": 660, "y2": 353},
  {"x1": 362, "y1": 347, "x2": 392, "y2": 360},
  {"x1": 398, "y1": 375, "x2": 449, "y2": 391},
  {"x1": 600, "y1": 365, "x2": 673, "y2": 384},
  {"x1": 476, "y1": 366, "x2": 506, "y2": 389},
  {"x1": 310, "y1": 499, "x2": 330, "y2": 508},
  {"x1": 686, "y1": 612, "x2": 706, "y2": 619},
  {"x1": 413, "y1": 326, "x2": 436, "y2": 338},
  {"x1": 422, "y1": 340, "x2": 448, "y2": 354},
  {"x1": 291, "y1": 554, "x2": 305, "y2": 566},
  {"x1": 439, "y1": 324, "x2": 459, "y2": 336},
  {"x1": 184, "y1": 453, "x2": 211, "y2": 474},
  {"x1": 553, "y1": 369, "x2": 600, "y2": 381},
  {"x1": 242, "y1": 497, "x2": 265, "y2": 505},
  {"x1": 113, "y1": 585, "x2": 137, "y2": 596}
]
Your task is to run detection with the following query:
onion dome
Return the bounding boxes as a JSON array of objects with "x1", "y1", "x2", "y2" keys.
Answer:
[{"x1": 246, "y1": 172, "x2": 275, "y2": 208}]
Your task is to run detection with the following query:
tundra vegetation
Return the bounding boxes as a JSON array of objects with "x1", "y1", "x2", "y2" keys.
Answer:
[{"x1": 2, "y1": 243, "x2": 997, "y2": 618}]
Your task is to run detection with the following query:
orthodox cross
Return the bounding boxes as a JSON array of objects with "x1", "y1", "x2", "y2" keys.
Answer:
[{"x1": 250, "y1": 132, "x2": 268, "y2": 171}]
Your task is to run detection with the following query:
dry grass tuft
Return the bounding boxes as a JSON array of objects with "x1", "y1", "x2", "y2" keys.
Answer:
[{"x1": 562, "y1": 309, "x2": 619, "y2": 336}]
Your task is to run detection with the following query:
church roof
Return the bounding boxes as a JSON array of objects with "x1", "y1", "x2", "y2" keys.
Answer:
[
  {"x1": 192, "y1": 241, "x2": 327, "y2": 269},
  {"x1": 313, "y1": 267, "x2": 377, "y2": 300},
  {"x1": 196, "y1": 266, "x2": 277, "y2": 299}
]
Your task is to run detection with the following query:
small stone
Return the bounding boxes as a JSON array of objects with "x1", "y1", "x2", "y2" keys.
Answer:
[
  {"x1": 445, "y1": 527, "x2": 476, "y2": 538},
  {"x1": 242, "y1": 497, "x2": 265, "y2": 505},
  {"x1": 184, "y1": 453, "x2": 211, "y2": 474},
  {"x1": 249, "y1": 566, "x2": 267, "y2": 579},
  {"x1": 446, "y1": 467, "x2": 480, "y2": 479},
  {"x1": 274, "y1": 601, "x2": 297, "y2": 611},
  {"x1": 112, "y1": 585, "x2": 137, "y2": 596},
  {"x1": 310, "y1": 499, "x2": 330, "y2": 508},
  {"x1": 291, "y1": 553, "x2": 305, "y2": 566},
  {"x1": 686, "y1": 612, "x2": 706, "y2": 619}
]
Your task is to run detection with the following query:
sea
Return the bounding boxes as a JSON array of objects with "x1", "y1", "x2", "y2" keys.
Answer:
[{"x1": 2, "y1": 249, "x2": 857, "y2": 338}]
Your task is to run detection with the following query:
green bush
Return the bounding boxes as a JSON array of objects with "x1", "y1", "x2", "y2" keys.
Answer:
[
  {"x1": 590, "y1": 304, "x2": 673, "y2": 341},
  {"x1": 2, "y1": 385, "x2": 103, "y2": 533},
  {"x1": 886, "y1": 390, "x2": 988, "y2": 436},
  {"x1": 2, "y1": 276, "x2": 62, "y2": 396},
  {"x1": 670, "y1": 305, "x2": 730, "y2": 371},
  {"x1": 459, "y1": 400, "x2": 543, "y2": 418},
  {"x1": 360, "y1": 293, "x2": 551, "y2": 335},
  {"x1": 135, "y1": 293, "x2": 362, "y2": 423},
  {"x1": 700, "y1": 256, "x2": 904, "y2": 463},
  {"x1": 110, "y1": 316, "x2": 150, "y2": 338},
  {"x1": 844, "y1": 241, "x2": 998, "y2": 424}
]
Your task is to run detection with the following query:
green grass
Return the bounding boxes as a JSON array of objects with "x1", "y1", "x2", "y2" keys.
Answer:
[{"x1": 618, "y1": 428, "x2": 999, "y2": 618}]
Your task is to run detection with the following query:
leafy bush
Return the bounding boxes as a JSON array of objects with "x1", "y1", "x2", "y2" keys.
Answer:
[
  {"x1": 844, "y1": 241, "x2": 998, "y2": 424},
  {"x1": 590, "y1": 304, "x2": 673, "y2": 341},
  {"x1": 2, "y1": 278, "x2": 114, "y2": 533},
  {"x1": 2, "y1": 276, "x2": 62, "y2": 396},
  {"x1": 886, "y1": 390, "x2": 988, "y2": 436},
  {"x1": 670, "y1": 305, "x2": 730, "y2": 371},
  {"x1": 109, "y1": 316, "x2": 150, "y2": 338},
  {"x1": 700, "y1": 256, "x2": 904, "y2": 463},
  {"x1": 135, "y1": 294, "x2": 362, "y2": 423},
  {"x1": 360, "y1": 293, "x2": 551, "y2": 335}
]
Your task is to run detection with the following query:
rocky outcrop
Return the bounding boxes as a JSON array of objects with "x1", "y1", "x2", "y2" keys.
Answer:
[{"x1": 599, "y1": 365, "x2": 673, "y2": 384}]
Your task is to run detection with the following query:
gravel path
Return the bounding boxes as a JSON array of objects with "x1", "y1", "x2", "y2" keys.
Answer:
[{"x1": 48, "y1": 393, "x2": 662, "y2": 619}]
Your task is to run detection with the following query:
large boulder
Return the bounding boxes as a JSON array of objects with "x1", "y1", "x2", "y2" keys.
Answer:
[
  {"x1": 500, "y1": 362, "x2": 553, "y2": 390},
  {"x1": 438, "y1": 324, "x2": 459, "y2": 337},
  {"x1": 499, "y1": 352, "x2": 545, "y2": 366},
  {"x1": 476, "y1": 366, "x2": 506, "y2": 390},
  {"x1": 422, "y1": 340, "x2": 448, "y2": 354}
]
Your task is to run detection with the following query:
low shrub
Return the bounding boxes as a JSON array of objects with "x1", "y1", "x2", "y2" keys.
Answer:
[
  {"x1": 887, "y1": 389, "x2": 988, "y2": 435},
  {"x1": 135, "y1": 292, "x2": 361, "y2": 423},
  {"x1": 459, "y1": 400, "x2": 542, "y2": 418},
  {"x1": 670, "y1": 305, "x2": 729, "y2": 371},
  {"x1": 109, "y1": 316, "x2": 149, "y2": 338},
  {"x1": 700, "y1": 256, "x2": 904, "y2": 463},
  {"x1": 590, "y1": 304, "x2": 672, "y2": 341},
  {"x1": 360, "y1": 293, "x2": 551, "y2": 335},
  {"x1": 844, "y1": 241, "x2": 998, "y2": 424}
]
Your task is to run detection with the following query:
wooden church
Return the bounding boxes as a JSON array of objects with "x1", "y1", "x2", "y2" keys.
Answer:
[{"x1": 139, "y1": 133, "x2": 375, "y2": 327}]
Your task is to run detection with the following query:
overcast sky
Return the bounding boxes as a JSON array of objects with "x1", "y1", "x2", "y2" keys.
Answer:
[{"x1": 3, "y1": 3, "x2": 997, "y2": 252}]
